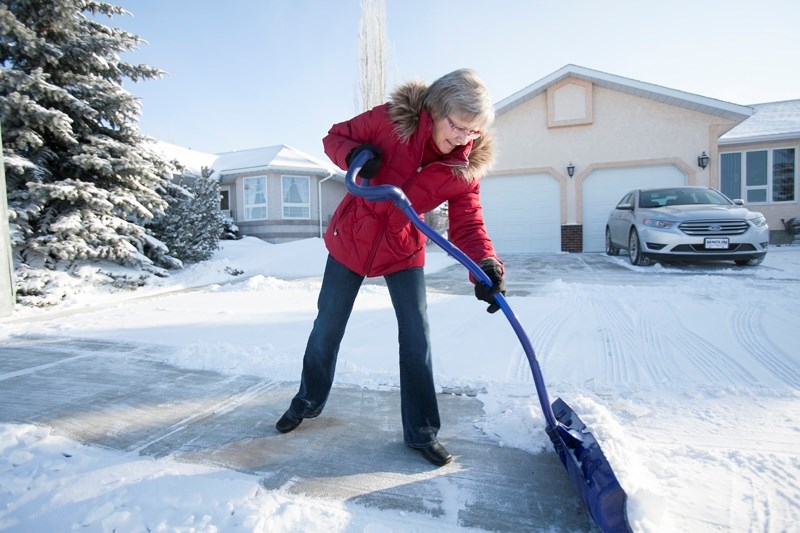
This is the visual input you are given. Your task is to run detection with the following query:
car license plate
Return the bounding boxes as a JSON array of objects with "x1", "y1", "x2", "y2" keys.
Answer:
[{"x1": 705, "y1": 238, "x2": 729, "y2": 249}]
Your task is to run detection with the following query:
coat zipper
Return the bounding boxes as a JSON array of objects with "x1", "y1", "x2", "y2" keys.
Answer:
[
  {"x1": 363, "y1": 166, "x2": 426, "y2": 273},
  {"x1": 362, "y1": 156, "x2": 467, "y2": 273}
]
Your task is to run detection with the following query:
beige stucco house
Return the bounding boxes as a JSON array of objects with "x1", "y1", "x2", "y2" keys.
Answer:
[{"x1": 483, "y1": 64, "x2": 798, "y2": 253}]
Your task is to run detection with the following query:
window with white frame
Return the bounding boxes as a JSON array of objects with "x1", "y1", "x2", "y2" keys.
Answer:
[
  {"x1": 282, "y1": 175, "x2": 310, "y2": 219},
  {"x1": 721, "y1": 148, "x2": 796, "y2": 203},
  {"x1": 219, "y1": 187, "x2": 232, "y2": 219},
  {"x1": 243, "y1": 176, "x2": 267, "y2": 220}
]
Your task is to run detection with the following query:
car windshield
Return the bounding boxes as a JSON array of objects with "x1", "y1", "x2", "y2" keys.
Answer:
[{"x1": 638, "y1": 188, "x2": 732, "y2": 208}]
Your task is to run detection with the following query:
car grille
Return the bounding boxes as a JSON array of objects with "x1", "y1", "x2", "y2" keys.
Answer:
[
  {"x1": 671, "y1": 243, "x2": 756, "y2": 253},
  {"x1": 679, "y1": 219, "x2": 749, "y2": 236}
]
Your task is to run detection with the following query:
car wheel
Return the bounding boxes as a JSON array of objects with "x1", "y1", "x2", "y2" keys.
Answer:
[
  {"x1": 628, "y1": 228, "x2": 651, "y2": 266},
  {"x1": 735, "y1": 256, "x2": 765, "y2": 266},
  {"x1": 605, "y1": 227, "x2": 620, "y2": 256}
]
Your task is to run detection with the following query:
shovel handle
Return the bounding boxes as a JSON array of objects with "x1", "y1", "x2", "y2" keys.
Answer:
[{"x1": 345, "y1": 151, "x2": 559, "y2": 429}]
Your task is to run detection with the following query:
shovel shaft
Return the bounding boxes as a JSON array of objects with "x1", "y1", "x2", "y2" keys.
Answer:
[{"x1": 345, "y1": 151, "x2": 558, "y2": 429}]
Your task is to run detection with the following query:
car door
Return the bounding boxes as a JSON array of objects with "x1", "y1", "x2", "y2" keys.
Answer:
[{"x1": 608, "y1": 192, "x2": 634, "y2": 246}]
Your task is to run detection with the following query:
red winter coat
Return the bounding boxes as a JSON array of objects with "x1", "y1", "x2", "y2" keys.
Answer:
[{"x1": 323, "y1": 80, "x2": 499, "y2": 278}]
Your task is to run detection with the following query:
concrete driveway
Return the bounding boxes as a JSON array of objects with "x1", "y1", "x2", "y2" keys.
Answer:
[{"x1": 0, "y1": 334, "x2": 597, "y2": 532}]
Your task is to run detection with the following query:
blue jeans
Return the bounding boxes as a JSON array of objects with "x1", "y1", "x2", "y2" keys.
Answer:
[{"x1": 289, "y1": 255, "x2": 440, "y2": 448}]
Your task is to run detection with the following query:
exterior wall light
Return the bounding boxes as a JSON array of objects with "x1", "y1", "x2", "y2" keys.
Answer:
[
  {"x1": 697, "y1": 152, "x2": 710, "y2": 169},
  {"x1": 567, "y1": 162, "x2": 575, "y2": 177}
]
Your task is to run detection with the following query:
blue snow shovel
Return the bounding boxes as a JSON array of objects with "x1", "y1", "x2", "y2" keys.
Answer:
[{"x1": 345, "y1": 150, "x2": 632, "y2": 533}]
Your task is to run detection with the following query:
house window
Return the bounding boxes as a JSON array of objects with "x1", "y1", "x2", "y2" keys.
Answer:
[
  {"x1": 219, "y1": 188, "x2": 230, "y2": 211},
  {"x1": 282, "y1": 175, "x2": 310, "y2": 219},
  {"x1": 746, "y1": 151, "x2": 768, "y2": 203},
  {"x1": 720, "y1": 153, "x2": 741, "y2": 200},
  {"x1": 243, "y1": 176, "x2": 267, "y2": 220},
  {"x1": 774, "y1": 148, "x2": 796, "y2": 202},
  {"x1": 720, "y1": 149, "x2": 796, "y2": 203},
  {"x1": 219, "y1": 187, "x2": 231, "y2": 219}
]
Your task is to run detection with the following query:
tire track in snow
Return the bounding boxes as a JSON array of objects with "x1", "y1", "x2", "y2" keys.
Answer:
[
  {"x1": 633, "y1": 311, "x2": 675, "y2": 384},
  {"x1": 590, "y1": 299, "x2": 637, "y2": 384},
  {"x1": 594, "y1": 297, "x2": 694, "y2": 385},
  {"x1": 657, "y1": 310, "x2": 757, "y2": 386},
  {"x1": 508, "y1": 297, "x2": 585, "y2": 382},
  {"x1": 594, "y1": 298, "x2": 759, "y2": 387},
  {"x1": 732, "y1": 305, "x2": 800, "y2": 387}
]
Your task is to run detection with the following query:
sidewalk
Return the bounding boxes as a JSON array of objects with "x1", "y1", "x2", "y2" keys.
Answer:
[{"x1": 0, "y1": 335, "x2": 596, "y2": 532}]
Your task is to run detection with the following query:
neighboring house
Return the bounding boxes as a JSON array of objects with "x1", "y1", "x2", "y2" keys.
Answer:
[
  {"x1": 210, "y1": 146, "x2": 345, "y2": 243},
  {"x1": 485, "y1": 64, "x2": 797, "y2": 253},
  {"x1": 718, "y1": 99, "x2": 800, "y2": 244},
  {"x1": 155, "y1": 143, "x2": 346, "y2": 243}
]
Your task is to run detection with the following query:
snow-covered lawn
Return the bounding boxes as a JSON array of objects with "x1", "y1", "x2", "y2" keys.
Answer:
[{"x1": 1, "y1": 237, "x2": 799, "y2": 532}]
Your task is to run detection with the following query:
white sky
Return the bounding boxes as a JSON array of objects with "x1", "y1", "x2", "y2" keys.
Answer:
[{"x1": 110, "y1": 0, "x2": 800, "y2": 161}]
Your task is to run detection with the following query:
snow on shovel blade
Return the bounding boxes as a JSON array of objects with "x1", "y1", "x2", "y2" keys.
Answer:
[{"x1": 548, "y1": 398, "x2": 631, "y2": 533}]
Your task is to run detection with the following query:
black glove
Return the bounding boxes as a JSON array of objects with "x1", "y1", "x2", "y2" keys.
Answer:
[
  {"x1": 345, "y1": 144, "x2": 382, "y2": 180},
  {"x1": 474, "y1": 258, "x2": 505, "y2": 314}
]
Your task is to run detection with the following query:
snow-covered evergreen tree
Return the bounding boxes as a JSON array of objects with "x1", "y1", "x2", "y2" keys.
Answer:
[
  {"x1": 148, "y1": 166, "x2": 226, "y2": 265},
  {"x1": 425, "y1": 203, "x2": 449, "y2": 241},
  {"x1": 0, "y1": 0, "x2": 179, "y2": 272}
]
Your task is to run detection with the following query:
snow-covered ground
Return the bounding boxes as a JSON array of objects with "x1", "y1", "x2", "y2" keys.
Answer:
[{"x1": 1, "y1": 237, "x2": 799, "y2": 532}]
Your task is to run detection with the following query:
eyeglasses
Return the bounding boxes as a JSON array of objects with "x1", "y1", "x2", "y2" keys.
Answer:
[{"x1": 446, "y1": 116, "x2": 481, "y2": 140}]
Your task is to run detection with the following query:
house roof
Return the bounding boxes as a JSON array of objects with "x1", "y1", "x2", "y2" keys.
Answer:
[
  {"x1": 719, "y1": 99, "x2": 800, "y2": 145},
  {"x1": 212, "y1": 145, "x2": 341, "y2": 179},
  {"x1": 495, "y1": 64, "x2": 754, "y2": 122},
  {"x1": 149, "y1": 142, "x2": 343, "y2": 181},
  {"x1": 148, "y1": 141, "x2": 218, "y2": 177}
]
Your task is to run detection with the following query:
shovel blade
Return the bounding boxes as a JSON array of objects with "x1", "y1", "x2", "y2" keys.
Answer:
[{"x1": 547, "y1": 398, "x2": 631, "y2": 533}]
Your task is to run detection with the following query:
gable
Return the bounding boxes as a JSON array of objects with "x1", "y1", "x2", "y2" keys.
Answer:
[
  {"x1": 548, "y1": 78, "x2": 593, "y2": 128},
  {"x1": 496, "y1": 64, "x2": 753, "y2": 122},
  {"x1": 493, "y1": 80, "x2": 736, "y2": 173}
]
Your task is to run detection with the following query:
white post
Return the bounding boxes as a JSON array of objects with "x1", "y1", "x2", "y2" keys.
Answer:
[
  {"x1": 358, "y1": 0, "x2": 387, "y2": 112},
  {"x1": 0, "y1": 122, "x2": 15, "y2": 317}
]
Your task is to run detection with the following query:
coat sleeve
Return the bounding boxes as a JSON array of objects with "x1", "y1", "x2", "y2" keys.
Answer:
[
  {"x1": 447, "y1": 180, "x2": 503, "y2": 277},
  {"x1": 323, "y1": 104, "x2": 390, "y2": 171}
]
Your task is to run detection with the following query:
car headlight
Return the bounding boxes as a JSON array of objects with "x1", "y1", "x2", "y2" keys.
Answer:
[
  {"x1": 642, "y1": 217, "x2": 674, "y2": 229},
  {"x1": 748, "y1": 215, "x2": 767, "y2": 227}
]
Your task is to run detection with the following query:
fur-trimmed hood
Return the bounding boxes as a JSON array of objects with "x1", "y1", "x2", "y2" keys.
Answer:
[
  {"x1": 387, "y1": 80, "x2": 495, "y2": 180},
  {"x1": 322, "y1": 80, "x2": 501, "y2": 277}
]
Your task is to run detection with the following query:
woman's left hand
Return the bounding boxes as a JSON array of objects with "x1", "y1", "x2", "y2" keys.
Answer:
[{"x1": 474, "y1": 258, "x2": 505, "y2": 313}]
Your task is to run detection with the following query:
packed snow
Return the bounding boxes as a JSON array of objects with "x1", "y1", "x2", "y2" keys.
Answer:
[{"x1": 1, "y1": 237, "x2": 799, "y2": 532}]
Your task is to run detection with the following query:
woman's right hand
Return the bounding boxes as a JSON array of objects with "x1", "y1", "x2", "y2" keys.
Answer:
[{"x1": 346, "y1": 144, "x2": 382, "y2": 180}]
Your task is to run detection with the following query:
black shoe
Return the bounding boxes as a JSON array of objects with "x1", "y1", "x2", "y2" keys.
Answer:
[
  {"x1": 275, "y1": 410, "x2": 302, "y2": 433},
  {"x1": 418, "y1": 442, "x2": 452, "y2": 467}
]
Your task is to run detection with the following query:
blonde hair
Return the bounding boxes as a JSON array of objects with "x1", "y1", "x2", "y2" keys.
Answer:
[{"x1": 423, "y1": 69, "x2": 494, "y2": 130}]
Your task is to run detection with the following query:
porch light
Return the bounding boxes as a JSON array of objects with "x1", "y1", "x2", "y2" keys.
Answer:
[
  {"x1": 697, "y1": 152, "x2": 710, "y2": 169},
  {"x1": 567, "y1": 162, "x2": 575, "y2": 177}
]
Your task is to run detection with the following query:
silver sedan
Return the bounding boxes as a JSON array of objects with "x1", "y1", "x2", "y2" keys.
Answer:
[{"x1": 605, "y1": 187, "x2": 769, "y2": 266}]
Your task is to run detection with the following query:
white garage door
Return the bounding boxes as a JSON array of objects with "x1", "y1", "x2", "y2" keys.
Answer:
[
  {"x1": 480, "y1": 173, "x2": 561, "y2": 253},
  {"x1": 582, "y1": 165, "x2": 687, "y2": 252}
]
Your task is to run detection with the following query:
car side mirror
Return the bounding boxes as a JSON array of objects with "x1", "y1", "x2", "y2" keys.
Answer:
[
  {"x1": 617, "y1": 203, "x2": 633, "y2": 211},
  {"x1": 733, "y1": 199, "x2": 744, "y2": 206}
]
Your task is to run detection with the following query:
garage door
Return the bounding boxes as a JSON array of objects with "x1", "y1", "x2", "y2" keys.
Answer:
[
  {"x1": 480, "y1": 173, "x2": 561, "y2": 253},
  {"x1": 582, "y1": 165, "x2": 687, "y2": 252}
]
